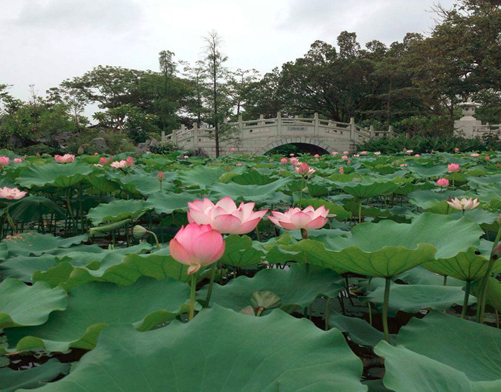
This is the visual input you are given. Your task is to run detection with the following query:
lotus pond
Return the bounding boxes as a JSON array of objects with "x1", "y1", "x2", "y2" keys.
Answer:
[{"x1": 0, "y1": 149, "x2": 501, "y2": 392}]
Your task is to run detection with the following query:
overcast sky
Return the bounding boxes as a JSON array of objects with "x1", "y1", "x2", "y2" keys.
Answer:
[{"x1": 1, "y1": 0, "x2": 456, "y2": 110}]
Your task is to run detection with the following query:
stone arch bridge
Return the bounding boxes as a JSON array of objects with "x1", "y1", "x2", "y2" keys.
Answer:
[{"x1": 162, "y1": 112, "x2": 394, "y2": 157}]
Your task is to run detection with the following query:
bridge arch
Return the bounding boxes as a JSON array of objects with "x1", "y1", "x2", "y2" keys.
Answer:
[{"x1": 253, "y1": 137, "x2": 336, "y2": 156}]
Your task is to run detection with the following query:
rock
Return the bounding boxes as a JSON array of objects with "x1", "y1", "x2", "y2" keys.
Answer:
[{"x1": 92, "y1": 138, "x2": 108, "y2": 152}]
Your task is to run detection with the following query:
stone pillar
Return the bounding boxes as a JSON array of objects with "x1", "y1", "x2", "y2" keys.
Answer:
[
  {"x1": 314, "y1": 113, "x2": 319, "y2": 136},
  {"x1": 191, "y1": 124, "x2": 197, "y2": 149},
  {"x1": 370, "y1": 125, "x2": 375, "y2": 138},
  {"x1": 259, "y1": 114, "x2": 264, "y2": 126},
  {"x1": 349, "y1": 117, "x2": 356, "y2": 142},
  {"x1": 277, "y1": 111, "x2": 282, "y2": 135},
  {"x1": 171, "y1": 129, "x2": 178, "y2": 145},
  {"x1": 389, "y1": 125, "x2": 394, "y2": 138}
]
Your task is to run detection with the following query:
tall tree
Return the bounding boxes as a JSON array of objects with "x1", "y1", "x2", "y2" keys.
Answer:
[{"x1": 202, "y1": 30, "x2": 228, "y2": 157}]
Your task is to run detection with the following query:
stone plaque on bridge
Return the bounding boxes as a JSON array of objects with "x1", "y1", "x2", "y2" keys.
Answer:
[{"x1": 286, "y1": 126, "x2": 311, "y2": 132}]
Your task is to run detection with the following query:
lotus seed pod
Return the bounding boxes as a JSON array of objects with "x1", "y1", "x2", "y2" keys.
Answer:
[
  {"x1": 133, "y1": 225, "x2": 148, "y2": 239},
  {"x1": 250, "y1": 291, "x2": 281, "y2": 311}
]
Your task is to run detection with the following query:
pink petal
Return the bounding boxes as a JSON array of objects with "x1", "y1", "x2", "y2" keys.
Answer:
[
  {"x1": 187, "y1": 264, "x2": 201, "y2": 274},
  {"x1": 305, "y1": 216, "x2": 328, "y2": 230},
  {"x1": 279, "y1": 221, "x2": 299, "y2": 230},
  {"x1": 192, "y1": 229, "x2": 225, "y2": 264},
  {"x1": 215, "y1": 196, "x2": 237, "y2": 212},
  {"x1": 212, "y1": 213, "x2": 243, "y2": 234},
  {"x1": 289, "y1": 211, "x2": 313, "y2": 229},
  {"x1": 268, "y1": 215, "x2": 283, "y2": 228},
  {"x1": 169, "y1": 238, "x2": 192, "y2": 265},
  {"x1": 188, "y1": 209, "x2": 213, "y2": 225},
  {"x1": 234, "y1": 217, "x2": 261, "y2": 234}
]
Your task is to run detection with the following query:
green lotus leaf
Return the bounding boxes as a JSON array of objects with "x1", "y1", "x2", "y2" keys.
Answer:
[
  {"x1": 178, "y1": 166, "x2": 226, "y2": 188},
  {"x1": 471, "y1": 277, "x2": 501, "y2": 312},
  {"x1": 29, "y1": 306, "x2": 366, "y2": 392},
  {"x1": 365, "y1": 282, "x2": 475, "y2": 313},
  {"x1": 0, "y1": 358, "x2": 70, "y2": 392},
  {"x1": 408, "y1": 163, "x2": 448, "y2": 178},
  {"x1": 17, "y1": 162, "x2": 94, "y2": 188},
  {"x1": 396, "y1": 267, "x2": 463, "y2": 286},
  {"x1": 7, "y1": 196, "x2": 66, "y2": 222},
  {"x1": 59, "y1": 249, "x2": 190, "y2": 290},
  {"x1": 335, "y1": 180, "x2": 399, "y2": 198},
  {"x1": 467, "y1": 174, "x2": 501, "y2": 186},
  {"x1": 0, "y1": 233, "x2": 88, "y2": 257},
  {"x1": 210, "y1": 177, "x2": 292, "y2": 204},
  {"x1": 86, "y1": 172, "x2": 120, "y2": 193},
  {"x1": 423, "y1": 240, "x2": 499, "y2": 281},
  {"x1": 231, "y1": 170, "x2": 277, "y2": 185},
  {"x1": 112, "y1": 173, "x2": 175, "y2": 195},
  {"x1": 477, "y1": 183, "x2": 501, "y2": 202},
  {"x1": 0, "y1": 279, "x2": 67, "y2": 328},
  {"x1": 328, "y1": 310, "x2": 395, "y2": 347},
  {"x1": 199, "y1": 264, "x2": 342, "y2": 313},
  {"x1": 375, "y1": 311, "x2": 501, "y2": 391},
  {"x1": 220, "y1": 234, "x2": 265, "y2": 267},
  {"x1": 283, "y1": 213, "x2": 482, "y2": 277},
  {"x1": 87, "y1": 199, "x2": 153, "y2": 225},
  {"x1": 146, "y1": 192, "x2": 199, "y2": 215},
  {"x1": 448, "y1": 209, "x2": 500, "y2": 225},
  {"x1": 408, "y1": 189, "x2": 469, "y2": 209},
  {"x1": 252, "y1": 235, "x2": 306, "y2": 265},
  {"x1": 5, "y1": 277, "x2": 190, "y2": 352}
]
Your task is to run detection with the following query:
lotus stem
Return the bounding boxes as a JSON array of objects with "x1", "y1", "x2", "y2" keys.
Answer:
[
  {"x1": 443, "y1": 275, "x2": 448, "y2": 286},
  {"x1": 255, "y1": 225, "x2": 261, "y2": 241},
  {"x1": 477, "y1": 227, "x2": 501, "y2": 323},
  {"x1": 4, "y1": 205, "x2": 16, "y2": 233},
  {"x1": 358, "y1": 200, "x2": 362, "y2": 223},
  {"x1": 256, "y1": 307, "x2": 264, "y2": 317},
  {"x1": 367, "y1": 277, "x2": 373, "y2": 326},
  {"x1": 188, "y1": 273, "x2": 198, "y2": 321},
  {"x1": 146, "y1": 230, "x2": 161, "y2": 249},
  {"x1": 325, "y1": 297, "x2": 331, "y2": 331},
  {"x1": 205, "y1": 262, "x2": 218, "y2": 306},
  {"x1": 300, "y1": 228, "x2": 308, "y2": 240},
  {"x1": 496, "y1": 310, "x2": 499, "y2": 329},
  {"x1": 461, "y1": 280, "x2": 471, "y2": 319},
  {"x1": 383, "y1": 277, "x2": 392, "y2": 344}
]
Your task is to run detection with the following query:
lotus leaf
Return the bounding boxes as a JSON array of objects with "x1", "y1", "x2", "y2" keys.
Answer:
[
  {"x1": 29, "y1": 306, "x2": 366, "y2": 392},
  {"x1": 0, "y1": 279, "x2": 67, "y2": 328},
  {"x1": 5, "y1": 277, "x2": 190, "y2": 352},
  {"x1": 17, "y1": 162, "x2": 94, "y2": 188},
  {"x1": 0, "y1": 233, "x2": 87, "y2": 257},
  {"x1": 178, "y1": 166, "x2": 226, "y2": 188},
  {"x1": 87, "y1": 199, "x2": 153, "y2": 225}
]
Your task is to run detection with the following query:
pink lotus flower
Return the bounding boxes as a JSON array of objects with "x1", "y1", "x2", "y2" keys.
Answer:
[
  {"x1": 289, "y1": 157, "x2": 300, "y2": 166},
  {"x1": 400, "y1": 164, "x2": 408, "y2": 167},
  {"x1": 415, "y1": 154, "x2": 421, "y2": 157},
  {"x1": 295, "y1": 162, "x2": 315, "y2": 176},
  {"x1": 360, "y1": 151, "x2": 367, "y2": 155},
  {"x1": 184, "y1": 155, "x2": 189, "y2": 159},
  {"x1": 454, "y1": 148, "x2": 460, "y2": 152},
  {"x1": 446, "y1": 197, "x2": 480, "y2": 211},
  {"x1": 269, "y1": 206, "x2": 329, "y2": 230},
  {"x1": 374, "y1": 152, "x2": 381, "y2": 156},
  {"x1": 436, "y1": 178, "x2": 450, "y2": 187},
  {"x1": 314, "y1": 154, "x2": 320, "y2": 158},
  {"x1": 13, "y1": 158, "x2": 22, "y2": 163},
  {"x1": 290, "y1": 153, "x2": 295, "y2": 157},
  {"x1": 0, "y1": 187, "x2": 27, "y2": 200},
  {"x1": 280, "y1": 158, "x2": 288, "y2": 164},
  {"x1": 126, "y1": 156, "x2": 134, "y2": 167},
  {"x1": 406, "y1": 150, "x2": 414, "y2": 155},
  {"x1": 54, "y1": 154, "x2": 75, "y2": 163},
  {"x1": 447, "y1": 163, "x2": 460, "y2": 173},
  {"x1": 111, "y1": 160, "x2": 127, "y2": 169},
  {"x1": 231, "y1": 148, "x2": 236, "y2": 151},
  {"x1": 100, "y1": 157, "x2": 108, "y2": 165},
  {"x1": 485, "y1": 156, "x2": 490, "y2": 161},
  {"x1": 237, "y1": 163, "x2": 242, "y2": 166},
  {"x1": 157, "y1": 171, "x2": 165, "y2": 181},
  {"x1": 0, "y1": 157, "x2": 10, "y2": 167},
  {"x1": 339, "y1": 168, "x2": 344, "y2": 174},
  {"x1": 471, "y1": 153, "x2": 480, "y2": 158},
  {"x1": 353, "y1": 154, "x2": 360, "y2": 157},
  {"x1": 187, "y1": 197, "x2": 267, "y2": 235},
  {"x1": 169, "y1": 223, "x2": 225, "y2": 274},
  {"x1": 342, "y1": 155, "x2": 348, "y2": 160},
  {"x1": 94, "y1": 152, "x2": 99, "y2": 155},
  {"x1": 331, "y1": 151, "x2": 339, "y2": 155}
]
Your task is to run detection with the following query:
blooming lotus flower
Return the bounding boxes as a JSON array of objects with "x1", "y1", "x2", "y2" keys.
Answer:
[
  {"x1": 0, "y1": 157, "x2": 10, "y2": 167},
  {"x1": 295, "y1": 162, "x2": 315, "y2": 176},
  {"x1": 374, "y1": 152, "x2": 381, "y2": 156},
  {"x1": 331, "y1": 151, "x2": 339, "y2": 155},
  {"x1": 485, "y1": 156, "x2": 490, "y2": 161},
  {"x1": 183, "y1": 155, "x2": 189, "y2": 159},
  {"x1": 454, "y1": 148, "x2": 460, "y2": 152},
  {"x1": 314, "y1": 154, "x2": 320, "y2": 158},
  {"x1": 237, "y1": 163, "x2": 242, "y2": 166},
  {"x1": 280, "y1": 158, "x2": 288, "y2": 164},
  {"x1": 169, "y1": 223, "x2": 225, "y2": 274},
  {"x1": 447, "y1": 163, "x2": 460, "y2": 173},
  {"x1": 341, "y1": 155, "x2": 348, "y2": 160},
  {"x1": 111, "y1": 160, "x2": 127, "y2": 169},
  {"x1": 0, "y1": 187, "x2": 27, "y2": 200},
  {"x1": 289, "y1": 157, "x2": 300, "y2": 166},
  {"x1": 188, "y1": 197, "x2": 267, "y2": 235},
  {"x1": 446, "y1": 197, "x2": 480, "y2": 211},
  {"x1": 406, "y1": 150, "x2": 414, "y2": 155},
  {"x1": 353, "y1": 154, "x2": 360, "y2": 157},
  {"x1": 54, "y1": 154, "x2": 75, "y2": 163},
  {"x1": 339, "y1": 168, "x2": 344, "y2": 174},
  {"x1": 343, "y1": 151, "x2": 349, "y2": 154},
  {"x1": 126, "y1": 156, "x2": 134, "y2": 167},
  {"x1": 471, "y1": 153, "x2": 480, "y2": 158},
  {"x1": 415, "y1": 154, "x2": 421, "y2": 157},
  {"x1": 290, "y1": 153, "x2": 295, "y2": 156},
  {"x1": 269, "y1": 206, "x2": 330, "y2": 230},
  {"x1": 100, "y1": 157, "x2": 108, "y2": 165},
  {"x1": 436, "y1": 178, "x2": 450, "y2": 187},
  {"x1": 400, "y1": 164, "x2": 408, "y2": 167},
  {"x1": 231, "y1": 148, "x2": 236, "y2": 151},
  {"x1": 361, "y1": 151, "x2": 367, "y2": 155},
  {"x1": 13, "y1": 158, "x2": 22, "y2": 163}
]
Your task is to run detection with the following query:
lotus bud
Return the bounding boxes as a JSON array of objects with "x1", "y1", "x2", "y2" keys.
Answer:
[
  {"x1": 157, "y1": 171, "x2": 165, "y2": 182},
  {"x1": 77, "y1": 146, "x2": 84, "y2": 155},
  {"x1": 133, "y1": 225, "x2": 148, "y2": 239},
  {"x1": 251, "y1": 291, "x2": 282, "y2": 313},
  {"x1": 239, "y1": 306, "x2": 255, "y2": 316},
  {"x1": 491, "y1": 243, "x2": 501, "y2": 260}
]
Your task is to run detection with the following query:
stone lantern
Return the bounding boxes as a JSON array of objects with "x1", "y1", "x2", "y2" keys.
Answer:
[{"x1": 455, "y1": 99, "x2": 482, "y2": 138}]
